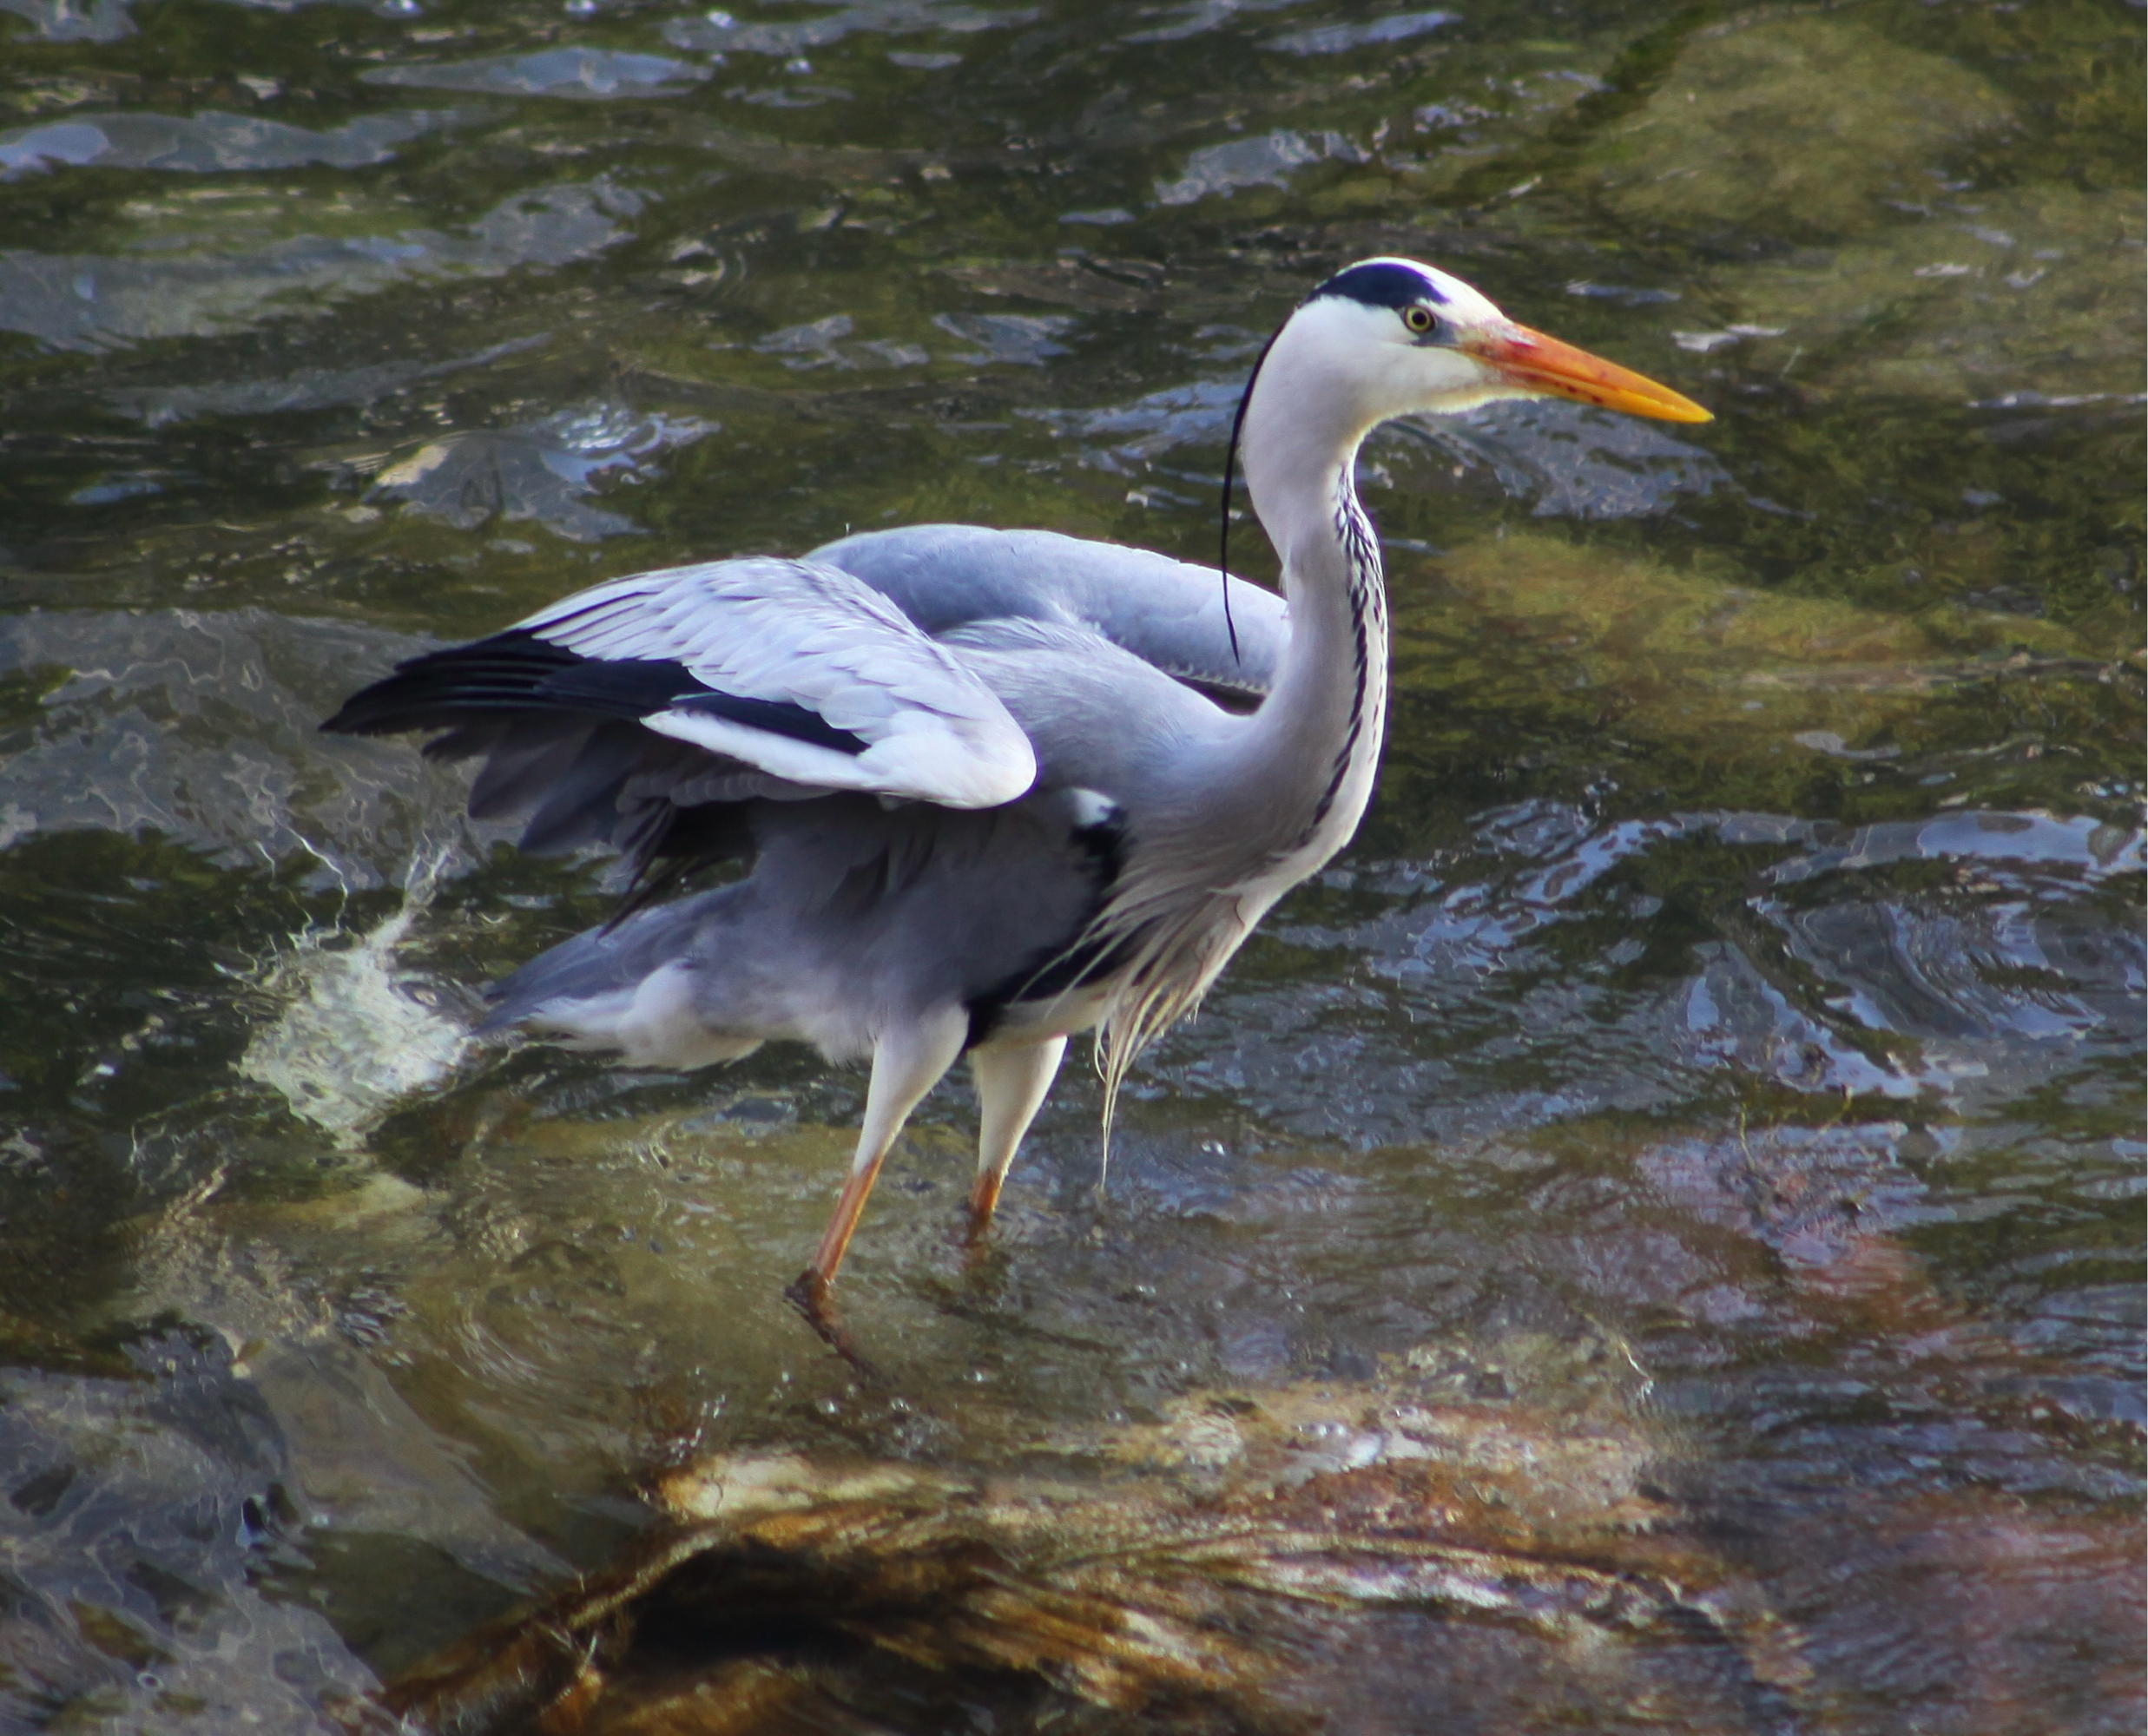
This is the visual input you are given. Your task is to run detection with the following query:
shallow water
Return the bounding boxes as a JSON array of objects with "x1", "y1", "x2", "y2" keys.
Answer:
[{"x1": 0, "y1": 1, "x2": 2139, "y2": 1731}]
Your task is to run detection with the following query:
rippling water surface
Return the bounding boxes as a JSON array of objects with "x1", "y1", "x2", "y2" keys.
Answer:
[{"x1": 0, "y1": 2, "x2": 2140, "y2": 1731}]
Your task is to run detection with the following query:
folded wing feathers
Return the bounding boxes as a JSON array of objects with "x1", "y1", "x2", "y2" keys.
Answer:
[
  {"x1": 517, "y1": 558, "x2": 1036, "y2": 808},
  {"x1": 807, "y1": 524, "x2": 1290, "y2": 698}
]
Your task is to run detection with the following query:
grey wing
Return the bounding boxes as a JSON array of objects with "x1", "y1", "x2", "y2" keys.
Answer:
[
  {"x1": 320, "y1": 530, "x2": 1270, "y2": 911},
  {"x1": 320, "y1": 555, "x2": 1038, "y2": 879},
  {"x1": 327, "y1": 555, "x2": 1033, "y2": 809},
  {"x1": 514, "y1": 556, "x2": 1035, "y2": 807},
  {"x1": 936, "y1": 615, "x2": 1245, "y2": 812},
  {"x1": 809, "y1": 524, "x2": 1288, "y2": 700}
]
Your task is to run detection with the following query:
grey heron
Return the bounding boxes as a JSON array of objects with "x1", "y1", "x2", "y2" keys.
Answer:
[{"x1": 325, "y1": 257, "x2": 1708, "y2": 1312}]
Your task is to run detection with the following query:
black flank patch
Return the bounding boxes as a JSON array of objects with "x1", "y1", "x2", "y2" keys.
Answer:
[{"x1": 964, "y1": 803, "x2": 1131, "y2": 1049}]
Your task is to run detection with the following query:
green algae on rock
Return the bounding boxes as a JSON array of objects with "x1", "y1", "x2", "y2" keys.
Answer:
[
  {"x1": 1715, "y1": 185, "x2": 2146, "y2": 407},
  {"x1": 1385, "y1": 530, "x2": 2119, "y2": 818},
  {"x1": 1585, "y1": 16, "x2": 2012, "y2": 240}
]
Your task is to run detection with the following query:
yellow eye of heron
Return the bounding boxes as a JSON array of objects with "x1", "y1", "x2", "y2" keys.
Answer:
[{"x1": 1402, "y1": 304, "x2": 1435, "y2": 334}]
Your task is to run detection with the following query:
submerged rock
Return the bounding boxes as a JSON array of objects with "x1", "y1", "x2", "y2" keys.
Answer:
[
  {"x1": 380, "y1": 1359, "x2": 1812, "y2": 1734},
  {"x1": 1585, "y1": 16, "x2": 2012, "y2": 240},
  {"x1": 1717, "y1": 184, "x2": 2145, "y2": 406}
]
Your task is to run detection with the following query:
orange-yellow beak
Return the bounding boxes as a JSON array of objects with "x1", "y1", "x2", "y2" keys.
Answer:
[{"x1": 1463, "y1": 324, "x2": 1711, "y2": 423}]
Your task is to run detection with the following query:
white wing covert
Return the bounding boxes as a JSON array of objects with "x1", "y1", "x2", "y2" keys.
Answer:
[{"x1": 517, "y1": 556, "x2": 1037, "y2": 809}]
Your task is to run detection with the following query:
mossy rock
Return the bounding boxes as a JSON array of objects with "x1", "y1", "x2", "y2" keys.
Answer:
[
  {"x1": 1401, "y1": 529, "x2": 2092, "y2": 764},
  {"x1": 1585, "y1": 14, "x2": 2012, "y2": 240},
  {"x1": 1717, "y1": 184, "x2": 2145, "y2": 404}
]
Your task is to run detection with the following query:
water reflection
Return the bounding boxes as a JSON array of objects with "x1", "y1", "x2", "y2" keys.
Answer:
[
  {"x1": 106, "y1": 333, "x2": 547, "y2": 428},
  {"x1": 1318, "y1": 802, "x2": 2143, "y2": 1121},
  {"x1": 1153, "y1": 127, "x2": 1367, "y2": 206},
  {"x1": 0, "y1": 608, "x2": 484, "y2": 876},
  {"x1": 359, "y1": 48, "x2": 708, "y2": 100},
  {"x1": 369, "y1": 404, "x2": 718, "y2": 540},
  {"x1": 0, "y1": 108, "x2": 457, "y2": 178},
  {"x1": 0, "y1": 178, "x2": 640, "y2": 351},
  {"x1": 0, "y1": 1340, "x2": 385, "y2": 1732},
  {"x1": 0, "y1": 0, "x2": 2138, "y2": 1730},
  {"x1": 0, "y1": 0, "x2": 138, "y2": 43},
  {"x1": 663, "y1": 1, "x2": 1037, "y2": 59}
]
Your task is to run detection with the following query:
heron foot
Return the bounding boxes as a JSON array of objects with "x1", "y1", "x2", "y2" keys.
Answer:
[
  {"x1": 964, "y1": 1170, "x2": 1004, "y2": 1248},
  {"x1": 783, "y1": 1268, "x2": 884, "y2": 1379}
]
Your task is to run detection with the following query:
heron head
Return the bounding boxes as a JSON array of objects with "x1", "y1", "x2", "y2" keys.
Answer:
[
  {"x1": 1224, "y1": 254, "x2": 1709, "y2": 575},
  {"x1": 1289, "y1": 255, "x2": 1711, "y2": 427}
]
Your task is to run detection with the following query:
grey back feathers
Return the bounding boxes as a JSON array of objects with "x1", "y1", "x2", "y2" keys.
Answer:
[{"x1": 814, "y1": 525, "x2": 1286, "y2": 699}]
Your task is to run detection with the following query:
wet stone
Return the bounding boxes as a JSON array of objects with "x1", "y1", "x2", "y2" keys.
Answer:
[{"x1": 381, "y1": 1349, "x2": 2139, "y2": 1736}]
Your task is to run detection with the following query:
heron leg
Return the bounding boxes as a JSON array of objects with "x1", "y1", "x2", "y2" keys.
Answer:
[
  {"x1": 794, "y1": 1006, "x2": 969, "y2": 1310},
  {"x1": 966, "y1": 1035, "x2": 1068, "y2": 1240}
]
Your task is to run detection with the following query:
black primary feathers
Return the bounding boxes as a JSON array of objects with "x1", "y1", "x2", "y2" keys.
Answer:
[
  {"x1": 322, "y1": 628, "x2": 868, "y2": 756},
  {"x1": 1216, "y1": 322, "x2": 1288, "y2": 665}
]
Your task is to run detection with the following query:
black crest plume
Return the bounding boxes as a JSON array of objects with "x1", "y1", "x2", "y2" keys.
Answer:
[{"x1": 1216, "y1": 319, "x2": 1287, "y2": 664}]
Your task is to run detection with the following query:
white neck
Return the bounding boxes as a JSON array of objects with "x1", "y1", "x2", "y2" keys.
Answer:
[
  {"x1": 1077, "y1": 291, "x2": 1440, "y2": 1065},
  {"x1": 1201, "y1": 310, "x2": 1394, "y2": 905}
]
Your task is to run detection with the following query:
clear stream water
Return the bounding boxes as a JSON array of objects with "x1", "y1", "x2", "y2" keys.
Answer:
[{"x1": 0, "y1": 1, "x2": 2139, "y2": 1731}]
